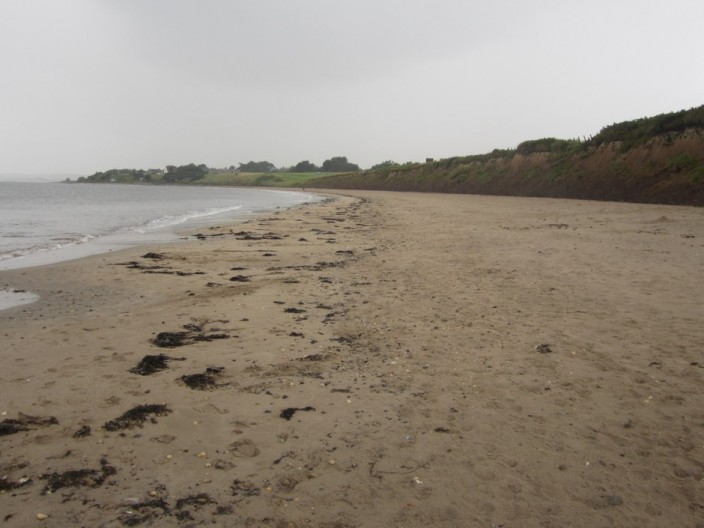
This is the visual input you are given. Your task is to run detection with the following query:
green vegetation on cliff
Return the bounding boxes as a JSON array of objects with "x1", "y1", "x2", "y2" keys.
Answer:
[
  {"x1": 588, "y1": 105, "x2": 704, "y2": 149},
  {"x1": 196, "y1": 171, "x2": 331, "y2": 187},
  {"x1": 305, "y1": 105, "x2": 704, "y2": 206}
]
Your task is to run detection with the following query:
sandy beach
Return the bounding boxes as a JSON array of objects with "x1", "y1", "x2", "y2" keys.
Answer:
[{"x1": 1, "y1": 190, "x2": 703, "y2": 527}]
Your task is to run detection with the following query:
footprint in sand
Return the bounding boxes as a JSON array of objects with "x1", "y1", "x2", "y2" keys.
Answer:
[{"x1": 229, "y1": 439, "x2": 259, "y2": 457}]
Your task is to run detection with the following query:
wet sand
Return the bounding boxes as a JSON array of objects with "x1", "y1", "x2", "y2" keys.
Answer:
[{"x1": 1, "y1": 191, "x2": 703, "y2": 527}]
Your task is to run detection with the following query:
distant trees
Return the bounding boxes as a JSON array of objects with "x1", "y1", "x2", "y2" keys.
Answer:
[
  {"x1": 162, "y1": 163, "x2": 207, "y2": 183},
  {"x1": 289, "y1": 160, "x2": 319, "y2": 173},
  {"x1": 86, "y1": 170, "x2": 113, "y2": 183},
  {"x1": 285, "y1": 157, "x2": 361, "y2": 173},
  {"x1": 81, "y1": 154, "x2": 365, "y2": 185},
  {"x1": 84, "y1": 168, "x2": 157, "y2": 183},
  {"x1": 239, "y1": 161, "x2": 276, "y2": 173},
  {"x1": 321, "y1": 156, "x2": 360, "y2": 173}
]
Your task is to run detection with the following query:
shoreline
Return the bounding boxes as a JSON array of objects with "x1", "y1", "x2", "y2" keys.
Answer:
[
  {"x1": 0, "y1": 181, "x2": 324, "y2": 273},
  {"x1": 0, "y1": 188, "x2": 329, "y2": 309},
  {"x1": 1, "y1": 190, "x2": 702, "y2": 527}
]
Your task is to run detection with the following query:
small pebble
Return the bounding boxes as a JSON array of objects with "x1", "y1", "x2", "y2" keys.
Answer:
[{"x1": 36, "y1": 514, "x2": 48, "y2": 520}]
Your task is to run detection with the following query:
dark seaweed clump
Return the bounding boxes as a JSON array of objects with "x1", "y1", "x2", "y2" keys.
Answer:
[
  {"x1": 103, "y1": 404, "x2": 171, "y2": 431},
  {"x1": 0, "y1": 422, "x2": 28, "y2": 436},
  {"x1": 175, "y1": 493, "x2": 216, "y2": 510},
  {"x1": 0, "y1": 477, "x2": 32, "y2": 492},
  {"x1": 73, "y1": 425, "x2": 92, "y2": 438},
  {"x1": 142, "y1": 252, "x2": 165, "y2": 260},
  {"x1": 279, "y1": 406, "x2": 315, "y2": 420},
  {"x1": 179, "y1": 367, "x2": 224, "y2": 390},
  {"x1": 129, "y1": 354, "x2": 185, "y2": 375},
  {"x1": 192, "y1": 333, "x2": 229, "y2": 342},
  {"x1": 152, "y1": 327, "x2": 230, "y2": 348},
  {"x1": 0, "y1": 414, "x2": 58, "y2": 436},
  {"x1": 42, "y1": 459, "x2": 117, "y2": 494},
  {"x1": 153, "y1": 332, "x2": 190, "y2": 348},
  {"x1": 118, "y1": 498, "x2": 170, "y2": 526}
]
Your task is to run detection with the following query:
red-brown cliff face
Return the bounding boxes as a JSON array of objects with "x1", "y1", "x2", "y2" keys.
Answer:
[{"x1": 307, "y1": 130, "x2": 704, "y2": 206}]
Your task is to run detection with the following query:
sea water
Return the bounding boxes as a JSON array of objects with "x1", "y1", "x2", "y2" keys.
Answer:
[{"x1": 0, "y1": 181, "x2": 321, "y2": 272}]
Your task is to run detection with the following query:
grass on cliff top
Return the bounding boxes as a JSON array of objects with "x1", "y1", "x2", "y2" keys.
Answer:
[{"x1": 195, "y1": 171, "x2": 332, "y2": 187}]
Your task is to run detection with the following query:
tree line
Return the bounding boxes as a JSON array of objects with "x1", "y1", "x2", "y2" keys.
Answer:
[{"x1": 79, "y1": 156, "x2": 365, "y2": 184}]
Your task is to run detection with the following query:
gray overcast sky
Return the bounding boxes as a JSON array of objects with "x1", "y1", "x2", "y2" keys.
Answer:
[{"x1": 1, "y1": 0, "x2": 702, "y2": 175}]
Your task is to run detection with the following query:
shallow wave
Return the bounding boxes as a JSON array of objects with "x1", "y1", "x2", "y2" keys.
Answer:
[
  {"x1": 0, "y1": 234, "x2": 97, "y2": 262},
  {"x1": 131, "y1": 204, "x2": 244, "y2": 233}
]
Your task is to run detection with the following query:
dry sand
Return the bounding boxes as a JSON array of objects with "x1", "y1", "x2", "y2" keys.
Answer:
[{"x1": 1, "y1": 191, "x2": 703, "y2": 527}]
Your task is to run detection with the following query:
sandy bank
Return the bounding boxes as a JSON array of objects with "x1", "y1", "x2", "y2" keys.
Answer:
[{"x1": 1, "y1": 191, "x2": 702, "y2": 527}]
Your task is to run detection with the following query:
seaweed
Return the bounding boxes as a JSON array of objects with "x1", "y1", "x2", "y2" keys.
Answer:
[
  {"x1": 192, "y1": 333, "x2": 229, "y2": 342},
  {"x1": 103, "y1": 404, "x2": 171, "y2": 431},
  {"x1": 0, "y1": 413, "x2": 58, "y2": 436},
  {"x1": 175, "y1": 493, "x2": 216, "y2": 510},
  {"x1": 152, "y1": 325, "x2": 230, "y2": 348},
  {"x1": 179, "y1": 367, "x2": 224, "y2": 390},
  {"x1": 118, "y1": 498, "x2": 170, "y2": 526},
  {"x1": 41, "y1": 459, "x2": 116, "y2": 494},
  {"x1": 0, "y1": 477, "x2": 32, "y2": 492},
  {"x1": 279, "y1": 406, "x2": 315, "y2": 420},
  {"x1": 73, "y1": 425, "x2": 92, "y2": 438},
  {"x1": 129, "y1": 354, "x2": 185, "y2": 375},
  {"x1": 141, "y1": 252, "x2": 165, "y2": 260},
  {"x1": 153, "y1": 332, "x2": 189, "y2": 348}
]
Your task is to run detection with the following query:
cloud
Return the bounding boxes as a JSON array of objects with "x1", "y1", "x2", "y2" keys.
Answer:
[
  {"x1": 0, "y1": 0, "x2": 702, "y2": 173},
  {"x1": 100, "y1": 0, "x2": 502, "y2": 89}
]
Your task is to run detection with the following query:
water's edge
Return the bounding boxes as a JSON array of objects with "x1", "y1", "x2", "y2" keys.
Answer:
[{"x1": 0, "y1": 190, "x2": 333, "y2": 311}]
